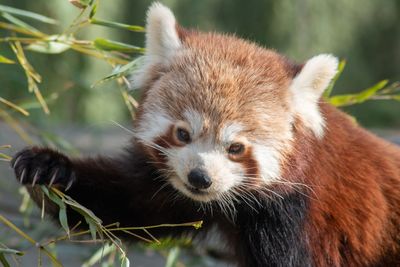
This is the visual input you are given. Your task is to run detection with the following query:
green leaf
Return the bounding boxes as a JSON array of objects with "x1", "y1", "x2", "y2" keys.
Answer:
[
  {"x1": 93, "y1": 56, "x2": 144, "y2": 87},
  {"x1": 121, "y1": 255, "x2": 130, "y2": 267},
  {"x1": 329, "y1": 80, "x2": 389, "y2": 107},
  {"x1": 353, "y1": 80, "x2": 388, "y2": 102},
  {"x1": 89, "y1": 3, "x2": 98, "y2": 19},
  {"x1": 41, "y1": 186, "x2": 70, "y2": 236},
  {"x1": 0, "y1": 254, "x2": 10, "y2": 267},
  {"x1": 0, "y1": 248, "x2": 24, "y2": 256},
  {"x1": 1, "y1": 12, "x2": 42, "y2": 34},
  {"x1": 323, "y1": 59, "x2": 346, "y2": 98},
  {"x1": 0, "y1": 55, "x2": 15, "y2": 64},
  {"x1": 93, "y1": 38, "x2": 145, "y2": 53},
  {"x1": 0, "y1": 152, "x2": 12, "y2": 160},
  {"x1": 58, "y1": 205, "x2": 70, "y2": 236},
  {"x1": 0, "y1": 4, "x2": 57, "y2": 24},
  {"x1": 85, "y1": 218, "x2": 98, "y2": 241},
  {"x1": 165, "y1": 247, "x2": 180, "y2": 267},
  {"x1": 26, "y1": 35, "x2": 71, "y2": 54},
  {"x1": 90, "y1": 18, "x2": 145, "y2": 32},
  {"x1": 82, "y1": 244, "x2": 115, "y2": 267}
]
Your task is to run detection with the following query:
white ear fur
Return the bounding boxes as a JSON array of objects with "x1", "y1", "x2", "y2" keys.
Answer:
[
  {"x1": 130, "y1": 2, "x2": 181, "y2": 90},
  {"x1": 290, "y1": 54, "x2": 338, "y2": 138},
  {"x1": 145, "y1": 2, "x2": 181, "y2": 59}
]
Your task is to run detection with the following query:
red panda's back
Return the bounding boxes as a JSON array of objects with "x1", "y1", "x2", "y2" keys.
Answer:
[{"x1": 298, "y1": 103, "x2": 400, "y2": 266}]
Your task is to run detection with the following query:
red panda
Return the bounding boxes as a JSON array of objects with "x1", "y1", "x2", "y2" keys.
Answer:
[{"x1": 11, "y1": 2, "x2": 400, "y2": 266}]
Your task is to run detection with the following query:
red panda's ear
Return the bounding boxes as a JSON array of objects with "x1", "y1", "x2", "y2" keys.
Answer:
[
  {"x1": 130, "y1": 3, "x2": 181, "y2": 90},
  {"x1": 145, "y1": 2, "x2": 181, "y2": 60},
  {"x1": 289, "y1": 54, "x2": 338, "y2": 137}
]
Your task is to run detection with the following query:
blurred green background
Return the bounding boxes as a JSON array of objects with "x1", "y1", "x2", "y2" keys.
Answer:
[
  {"x1": 1, "y1": 0, "x2": 399, "y2": 128},
  {"x1": 0, "y1": 1, "x2": 399, "y2": 266}
]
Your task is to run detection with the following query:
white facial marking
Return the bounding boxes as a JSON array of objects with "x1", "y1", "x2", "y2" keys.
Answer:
[
  {"x1": 290, "y1": 54, "x2": 338, "y2": 138},
  {"x1": 135, "y1": 111, "x2": 172, "y2": 144},
  {"x1": 252, "y1": 143, "x2": 281, "y2": 182},
  {"x1": 183, "y1": 109, "x2": 203, "y2": 138},
  {"x1": 220, "y1": 122, "x2": 244, "y2": 145}
]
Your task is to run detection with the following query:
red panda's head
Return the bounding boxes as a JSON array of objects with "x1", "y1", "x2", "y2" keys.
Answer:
[{"x1": 133, "y1": 3, "x2": 338, "y2": 203}]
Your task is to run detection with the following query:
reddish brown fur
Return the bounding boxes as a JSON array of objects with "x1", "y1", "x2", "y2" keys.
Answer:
[
  {"x1": 229, "y1": 146, "x2": 260, "y2": 180},
  {"x1": 280, "y1": 103, "x2": 400, "y2": 266},
  {"x1": 135, "y1": 29, "x2": 296, "y2": 150}
]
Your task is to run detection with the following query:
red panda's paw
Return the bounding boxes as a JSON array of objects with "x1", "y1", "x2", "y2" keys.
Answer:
[{"x1": 11, "y1": 147, "x2": 75, "y2": 190}]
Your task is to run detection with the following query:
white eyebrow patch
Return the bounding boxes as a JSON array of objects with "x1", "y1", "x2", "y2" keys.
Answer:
[
  {"x1": 219, "y1": 122, "x2": 244, "y2": 143},
  {"x1": 135, "y1": 110, "x2": 173, "y2": 143},
  {"x1": 184, "y1": 109, "x2": 204, "y2": 137}
]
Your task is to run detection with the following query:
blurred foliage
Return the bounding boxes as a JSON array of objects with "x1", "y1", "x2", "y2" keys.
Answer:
[
  {"x1": 0, "y1": 0, "x2": 399, "y2": 127},
  {"x1": 0, "y1": 0, "x2": 399, "y2": 266}
]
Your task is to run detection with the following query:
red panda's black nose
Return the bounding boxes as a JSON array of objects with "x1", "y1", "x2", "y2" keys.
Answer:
[{"x1": 187, "y1": 168, "x2": 212, "y2": 189}]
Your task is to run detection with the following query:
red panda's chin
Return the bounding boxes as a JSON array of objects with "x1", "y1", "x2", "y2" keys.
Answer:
[{"x1": 169, "y1": 176, "x2": 223, "y2": 202}]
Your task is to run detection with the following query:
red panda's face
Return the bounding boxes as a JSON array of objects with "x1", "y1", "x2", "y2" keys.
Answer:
[
  {"x1": 134, "y1": 50, "x2": 295, "y2": 202},
  {"x1": 133, "y1": 3, "x2": 338, "y2": 204},
  {"x1": 136, "y1": 107, "x2": 286, "y2": 202}
]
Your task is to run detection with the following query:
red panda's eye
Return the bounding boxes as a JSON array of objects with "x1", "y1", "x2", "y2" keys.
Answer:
[
  {"x1": 228, "y1": 143, "x2": 245, "y2": 155},
  {"x1": 176, "y1": 128, "x2": 191, "y2": 143}
]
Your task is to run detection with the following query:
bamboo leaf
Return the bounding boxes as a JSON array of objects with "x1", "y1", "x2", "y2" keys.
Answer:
[
  {"x1": 0, "y1": 248, "x2": 24, "y2": 256},
  {"x1": 1, "y1": 12, "x2": 42, "y2": 35},
  {"x1": 93, "y1": 56, "x2": 144, "y2": 87},
  {"x1": 0, "y1": 22, "x2": 45, "y2": 37},
  {"x1": 323, "y1": 59, "x2": 346, "y2": 98},
  {"x1": 86, "y1": 219, "x2": 98, "y2": 241},
  {"x1": 0, "y1": 4, "x2": 57, "y2": 24},
  {"x1": 165, "y1": 247, "x2": 180, "y2": 267},
  {"x1": 0, "y1": 152, "x2": 12, "y2": 160},
  {"x1": 26, "y1": 35, "x2": 72, "y2": 54},
  {"x1": 0, "y1": 55, "x2": 15, "y2": 64},
  {"x1": 89, "y1": 3, "x2": 98, "y2": 19},
  {"x1": 41, "y1": 186, "x2": 70, "y2": 236},
  {"x1": 354, "y1": 80, "x2": 388, "y2": 101},
  {"x1": 0, "y1": 254, "x2": 10, "y2": 267},
  {"x1": 329, "y1": 80, "x2": 389, "y2": 107},
  {"x1": 93, "y1": 38, "x2": 145, "y2": 53},
  {"x1": 26, "y1": 41, "x2": 71, "y2": 54},
  {"x1": 0, "y1": 97, "x2": 30, "y2": 116},
  {"x1": 90, "y1": 18, "x2": 145, "y2": 32},
  {"x1": 121, "y1": 255, "x2": 130, "y2": 267},
  {"x1": 10, "y1": 41, "x2": 50, "y2": 114},
  {"x1": 82, "y1": 244, "x2": 115, "y2": 267}
]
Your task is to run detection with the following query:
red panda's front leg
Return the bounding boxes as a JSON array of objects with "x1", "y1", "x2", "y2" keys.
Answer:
[{"x1": 11, "y1": 146, "x2": 206, "y2": 239}]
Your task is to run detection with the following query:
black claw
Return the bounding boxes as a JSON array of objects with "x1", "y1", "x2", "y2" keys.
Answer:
[
  {"x1": 20, "y1": 168, "x2": 26, "y2": 183},
  {"x1": 12, "y1": 155, "x2": 21, "y2": 169},
  {"x1": 48, "y1": 169, "x2": 59, "y2": 187},
  {"x1": 65, "y1": 180, "x2": 73, "y2": 191},
  {"x1": 32, "y1": 169, "x2": 40, "y2": 186}
]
